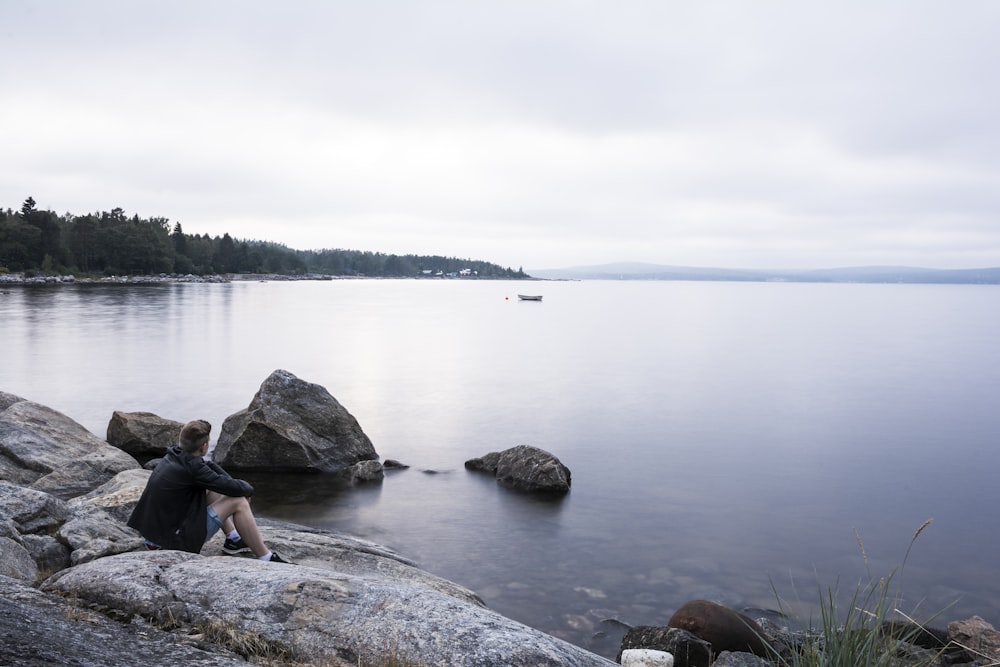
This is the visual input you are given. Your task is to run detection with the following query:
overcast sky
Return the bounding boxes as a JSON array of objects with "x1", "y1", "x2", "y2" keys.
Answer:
[{"x1": 3, "y1": 2, "x2": 998, "y2": 270}]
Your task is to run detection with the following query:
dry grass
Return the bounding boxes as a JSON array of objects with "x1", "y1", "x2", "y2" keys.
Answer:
[
  {"x1": 188, "y1": 619, "x2": 430, "y2": 667},
  {"x1": 191, "y1": 617, "x2": 294, "y2": 665}
]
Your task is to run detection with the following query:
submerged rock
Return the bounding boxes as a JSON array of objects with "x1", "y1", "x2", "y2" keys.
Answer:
[
  {"x1": 215, "y1": 369, "x2": 380, "y2": 475},
  {"x1": 465, "y1": 444, "x2": 572, "y2": 493}
]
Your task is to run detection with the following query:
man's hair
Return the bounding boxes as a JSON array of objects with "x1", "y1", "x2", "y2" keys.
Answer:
[{"x1": 179, "y1": 419, "x2": 212, "y2": 453}]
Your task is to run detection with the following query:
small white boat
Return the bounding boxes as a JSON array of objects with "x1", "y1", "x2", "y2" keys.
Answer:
[{"x1": 517, "y1": 294, "x2": 543, "y2": 301}]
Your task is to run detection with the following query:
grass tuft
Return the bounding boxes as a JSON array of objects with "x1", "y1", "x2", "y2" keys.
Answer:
[{"x1": 769, "y1": 518, "x2": 948, "y2": 667}]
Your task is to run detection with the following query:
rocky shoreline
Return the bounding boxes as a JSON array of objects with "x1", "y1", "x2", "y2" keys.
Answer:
[
  {"x1": 2, "y1": 374, "x2": 999, "y2": 666},
  {"x1": 0, "y1": 271, "x2": 529, "y2": 285},
  {"x1": 1, "y1": 380, "x2": 614, "y2": 666}
]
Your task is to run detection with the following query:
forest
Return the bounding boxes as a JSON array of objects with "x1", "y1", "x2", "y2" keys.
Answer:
[{"x1": 0, "y1": 197, "x2": 528, "y2": 279}]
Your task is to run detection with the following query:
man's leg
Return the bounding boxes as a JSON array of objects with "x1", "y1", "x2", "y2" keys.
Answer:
[
  {"x1": 207, "y1": 494, "x2": 270, "y2": 558},
  {"x1": 206, "y1": 491, "x2": 234, "y2": 536}
]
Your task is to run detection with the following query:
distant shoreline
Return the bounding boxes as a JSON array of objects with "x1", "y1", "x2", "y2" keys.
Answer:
[
  {"x1": 5, "y1": 268, "x2": 1000, "y2": 286},
  {"x1": 528, "y1": 263, "x2": 1000, "y2": 284},
  {"x1": 0, "y1": 272, "x2": 544, "y2": 286}
]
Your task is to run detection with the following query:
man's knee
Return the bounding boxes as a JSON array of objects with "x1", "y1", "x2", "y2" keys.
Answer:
[{"x1": 210, "y1": 494, "x2": 250, "y2": 517}]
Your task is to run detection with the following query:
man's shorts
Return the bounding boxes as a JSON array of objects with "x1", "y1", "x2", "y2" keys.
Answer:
[
  {"x1": 143, "y1": 507, "x2": 224, "y2": 550},
  {"x1": 206, "y1": 505, "x2": 223, "y2": 539}
]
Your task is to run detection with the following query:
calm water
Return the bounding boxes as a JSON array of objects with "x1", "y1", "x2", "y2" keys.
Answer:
[{"x1": 2, "y1": 279, "x2": 999, "y2": 656}]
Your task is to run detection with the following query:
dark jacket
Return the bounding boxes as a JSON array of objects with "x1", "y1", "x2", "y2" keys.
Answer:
[{"x1": 127, "y1": 445, "x2": 253, "y2": 553}]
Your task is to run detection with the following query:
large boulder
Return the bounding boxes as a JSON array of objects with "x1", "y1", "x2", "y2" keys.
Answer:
[
  {"x1": 215, "y1": 370, "x2": 379, "y2": 474},
  {"x1": 465, "y1": 444, "x2": 572, "y2": 493},
  {"x1": 106, "y1": 411, "x2": 183, "y2": 465},
  {"x1": 0, "y1": 396, "x2": 140, "y2": 499},
  {"x1": 44, "y1": 551, "x2": 618, "y2": 667}
]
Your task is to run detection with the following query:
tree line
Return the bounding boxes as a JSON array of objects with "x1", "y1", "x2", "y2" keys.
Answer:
[{"x1": 0, "y1": 198, "x2": 528, "y2": 279}]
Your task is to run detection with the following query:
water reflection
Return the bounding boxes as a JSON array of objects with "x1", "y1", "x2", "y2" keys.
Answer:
[{"x1": 238, "y1": 471, "x2": 368, "y2": 510}]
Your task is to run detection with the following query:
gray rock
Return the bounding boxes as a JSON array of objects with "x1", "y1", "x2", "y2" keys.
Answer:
[
  {"x1": 106, "y1": 410, "x2": 183, "y2": 464},
  {"x1": 466, "y1": 450, "x2": 502, "y2": 472},
  {"x1": 68, "y1": 468, "x2": 152, "y2": 524},
  {"x1": 0, "y1": 536, "x2": 37, "y2": 581},
  {"x1": 215, "y1": 369, "x2": 379, "y2": 473},
  {"x1": 44, "y1": 552, "x2": 617, "y2": 667},
  {"x1": 0, "y1": 390, "x2": 24, "y2": 411},
  {"x1": 57, "y1": 469, "x2": 150, "y2": 563},
  {"x1": 58, "y1": 506, "x2": 144, "y2": 565},
  {"x1": 0, "y1": 483, "x2": 74, "y2": 581},
  {"x1": 0, "y1": 399, "x2": 140, "y2": 499},
  {"x1": 713, "y1": 651, "x2": 771, "y2": 667},
  {"x1": 0, "y1": 574, "x2": 254, "y2": 667},
  {"x1": 20, "y1": 533, "x2": 72, "y2": 578},
  {"x1": 466, "y1": 444, "x2": 572, "y2": 493},
  {"x1": 241, "y1": 520, "x2": 486, "y2": 607},
  {"x1": 0, "y1": 518, "x2": 19, "y2": 540},
  {"x1": 0, "y1": 480, "x2": 70, "y2": 533},
  {"x1": 344, "y1": 458, "x2": 385, "y2": 483}
]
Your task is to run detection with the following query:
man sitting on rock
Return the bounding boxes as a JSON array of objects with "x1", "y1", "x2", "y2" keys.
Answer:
[{"x1": 127, "y1": 419, "x2": 289, "y2": 563}]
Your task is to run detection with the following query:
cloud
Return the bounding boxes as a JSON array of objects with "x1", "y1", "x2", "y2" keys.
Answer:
[{"x1": 2, "y1": 1, "x2": 999, "y2": 270}]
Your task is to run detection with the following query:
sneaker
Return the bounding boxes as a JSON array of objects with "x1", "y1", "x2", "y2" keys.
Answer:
[
  {"x1": 267, "y1": 552, "x2": 292, "y2": 564},
  {"x1": 222, "y1": 537, "x2": 252, "y2": 555}
]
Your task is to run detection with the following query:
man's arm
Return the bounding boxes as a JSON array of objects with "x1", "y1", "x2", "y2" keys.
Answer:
[{"x1": 193, "y1": 459, "x2": 254, "y2": 497}]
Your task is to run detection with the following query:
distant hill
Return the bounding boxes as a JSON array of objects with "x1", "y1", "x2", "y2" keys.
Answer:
[{"x1": 527, "y1": 262, "x2": 1000, "y2": 284}]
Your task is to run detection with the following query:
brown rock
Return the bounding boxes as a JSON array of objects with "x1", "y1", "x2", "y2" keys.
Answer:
[
  {"x1": 667, "y1": 599, "x2": 773, "y2": 657},
  {"x1": 106, "y1": 411, "x2": 183, "y2": 465},
  {"x1": 948, "y1": 615, "x2": 1000, "y2": 663}
]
